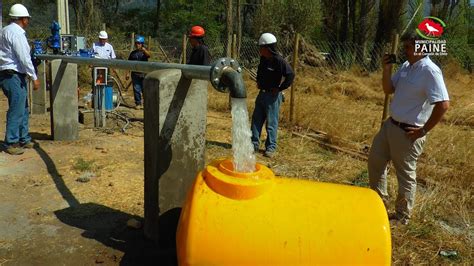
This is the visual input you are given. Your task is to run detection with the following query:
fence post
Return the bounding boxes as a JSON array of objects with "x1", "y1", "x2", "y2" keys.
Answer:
[
  {"x1": 290, "y1": 33, "x2": 300, "y2": 124},
  {"x1": 182, "y1": 34, "x2": 187, "y2": 64},
  {"x1": 147, "y1": 35, "x2": 152, "y2": 50},
  {"x1": 381, "y1": 33, "x2": 399, "y2": 127},
  {"x1": 131, "y1": 32, "x2": 135, "y2": 51},
  {"x1": 232, "y1": 34, "x2": 237, "y2": 59}
]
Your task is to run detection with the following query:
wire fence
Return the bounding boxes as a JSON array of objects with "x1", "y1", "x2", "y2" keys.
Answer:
[{"x1": 26, "y1": 22, "x2": 473, "y2": 76}]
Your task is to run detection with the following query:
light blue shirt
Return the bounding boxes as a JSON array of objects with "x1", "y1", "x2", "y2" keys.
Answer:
[
  {"x1": 390, "y1": 56, "x2": 449, "y2": 126},
  {"x1": 92, "y1": 42, "x2": 116, "y2": 59},
  {"x1": 0, "y1": 22, "x2": 37, "y2": 80}
]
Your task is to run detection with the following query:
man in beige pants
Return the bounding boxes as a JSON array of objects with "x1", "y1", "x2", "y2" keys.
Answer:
[{"x1": 368, "y1": 32, "x2": 450, "y2": 225}]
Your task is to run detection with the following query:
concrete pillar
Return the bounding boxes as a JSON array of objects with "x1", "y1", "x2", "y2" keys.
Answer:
[
  {"x1": 31, "y1": 62, "x2": 47, "y2": 114},
  {"x1": 49, "y1": 59, "x2": 78, "y2": 140},
  {"x1": 143, "y1": 69, "x2": 208, "y2": 242}
]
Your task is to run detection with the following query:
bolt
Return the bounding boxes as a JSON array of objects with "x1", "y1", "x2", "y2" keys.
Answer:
[
  {"x1": 213, "y1": 78, "x2": 220, "y2": 84},
  {"x1": 220, "y1": 59, "x2": 226, "y2": 65},
  {"x1": 237, "y1": 67, "x2": 242, "y2": 73},
  {"x1": 213, "y1": 67, "x2": 220, "y2": 73},
  {"x1": 230, "y1": 59, "x2": 235, "y2": 66}
]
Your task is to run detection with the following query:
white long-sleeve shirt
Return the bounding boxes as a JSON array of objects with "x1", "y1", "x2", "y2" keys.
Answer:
[{"x1": 0, "y1": 22, "x2": 37, "y2": 80}]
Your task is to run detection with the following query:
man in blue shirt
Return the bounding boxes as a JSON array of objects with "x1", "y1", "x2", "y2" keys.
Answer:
[
  {"x1": 251, "y1": 33, "x2": 295, "y2": 158},
  {"x1": 0, "y1": 4, "x2": 40, "y2": 155},
  {"x1": 126, "y1": 35, "x2": 150, "y2": 109}
]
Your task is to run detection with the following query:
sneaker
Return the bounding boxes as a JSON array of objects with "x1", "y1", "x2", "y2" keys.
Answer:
[
  {"x1": 21, "y1": 142, "x2": 35, "y2": 149},
  {"x1": 6, "y1": 144, "x2": 24, "y2": 155},
  {"x1": 264, "y1": 151, "x2": 275, "y2": 158}
]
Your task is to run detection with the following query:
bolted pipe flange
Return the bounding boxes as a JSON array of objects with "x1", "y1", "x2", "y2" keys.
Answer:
[{"x1": 210, "y1": 57, "x2": 242, "y2": 93}]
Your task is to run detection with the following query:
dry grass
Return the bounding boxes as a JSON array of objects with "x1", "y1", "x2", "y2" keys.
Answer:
[{"x1": 207, "y1": 63, "x2": 473, "y2": 264}]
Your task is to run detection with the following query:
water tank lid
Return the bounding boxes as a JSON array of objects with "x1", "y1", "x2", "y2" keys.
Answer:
[{"x1": 203, "y1": 159, "x2": 275, "y2": 200}]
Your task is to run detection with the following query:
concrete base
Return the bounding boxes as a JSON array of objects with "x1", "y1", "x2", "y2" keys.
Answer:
[
  {"x1": 143, "y1": 69, "x2": 208, "y2": 242},
  {"x1": 78, "y1": 110, "x2": 94, "y2": 126},
  {"x1": 49, "y1": 60, "x2": 78, "y2": 141},
  {"x1": 31, "y1": 62, "x2": 47, "y2": 114}
]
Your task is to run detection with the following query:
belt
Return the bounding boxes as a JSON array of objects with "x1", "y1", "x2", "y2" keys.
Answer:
[
  {"x1": 390, "y1": 117, "x2": 419, "y2": 132},
  {"x1": 0, "y1": 69, "x2": 25, "y2": 76}
]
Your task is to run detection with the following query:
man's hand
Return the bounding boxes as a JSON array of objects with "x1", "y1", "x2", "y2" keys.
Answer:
[
  {"x1": 382, "y1": 54, "x2": 394, "y2": 70},
  {"x1": 406, "y1": 127, "x2": 426, "y2": 142},
  {"x1": 33, "y1": 79, "x2": 40, "y2": 90}
]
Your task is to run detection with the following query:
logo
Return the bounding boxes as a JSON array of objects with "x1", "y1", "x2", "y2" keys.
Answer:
[
  {"x1": 416, "y1": 17, "x2": 446, "y2": 40},
  {"x1": 414, "y1": 16, "x2": 447, "y2": 56}
]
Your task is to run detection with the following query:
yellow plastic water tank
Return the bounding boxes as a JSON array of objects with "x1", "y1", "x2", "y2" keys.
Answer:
[{"x1": 176, "y1": 159, "x2": 391, "y2": 265}]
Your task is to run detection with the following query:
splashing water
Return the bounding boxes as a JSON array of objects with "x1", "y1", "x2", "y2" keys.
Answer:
[{"x1": 231, "y1": 98, "x2": 256, "y2": 173}]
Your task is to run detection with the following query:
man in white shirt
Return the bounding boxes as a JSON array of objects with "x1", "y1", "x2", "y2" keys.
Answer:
[
  {"x1": 92, "y1": 31, "x2": 116, "y2": 60},
  {"x1": 368, "y1": 32, "x2": 450, "y2": 225},
  {"x1": 0, "y1": 3, "x2": 40, "y2": 155},
  {"x1": 91, "y1": 31, "x2": 117, "y2": 85}
]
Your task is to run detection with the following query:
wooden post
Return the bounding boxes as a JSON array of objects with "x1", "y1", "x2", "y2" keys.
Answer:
[
  {"x1": 237, "y1": 0, "x2": 242, "y2": 56},
  {"x1": 289, "y1": 33, "x2": 300, "y2": 123},
  {"x1": 131, "y1": 32, "x2": 135, "y2": 51},
  {"x1": 226, "y1": 0, "x2": 233, "y2": 57},
  {"x1": 182, "y1": 34, "x2": 187, "y2": 64},
  {"x1": 381, "y1": 33, "x2": 399, "y2": 126},
  {"x1": 147, "y1": 36, "x2": 152, "y2": 50},
  {"x1": 102, "y1": 23, "x2": 106, "y2": 31},
  {"x1": 232, "y1": 34, "x2": 237, "y2": 59}
]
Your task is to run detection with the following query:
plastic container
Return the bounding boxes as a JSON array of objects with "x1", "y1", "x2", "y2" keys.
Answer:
[
  {"x1": 176, "y1": 158, "x2": 391, "y2": 265},
  {"x1": 104, "y1": 85, "x2": 114, "y2": 111}
]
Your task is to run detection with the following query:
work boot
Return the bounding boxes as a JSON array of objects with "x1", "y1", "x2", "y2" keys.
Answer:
[
  {"x1": 6, "y1": 144, "x2": 24, "y2": 155},
  {"x1": 21, "y1": 142, "x2": 35, "y2": 149},
  {"x1": 264, "y1": 150, "x2": 275, "y2": 158}
]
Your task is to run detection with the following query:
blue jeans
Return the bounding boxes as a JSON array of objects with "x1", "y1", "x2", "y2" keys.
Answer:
[
  {"x1": 0, "y1": 72, "x2": 31, "y2": 146},
  {"x1": 132, "y1": 76, "x2": 144, "y2": 105},
  {"x1": 251, "y1": 91, "x2": 282, "y2": 152}
]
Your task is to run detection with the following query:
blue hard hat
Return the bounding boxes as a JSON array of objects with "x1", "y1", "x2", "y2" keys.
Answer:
[{"x1": 135, "y1": 35, "x2": 145, "y2": 43}]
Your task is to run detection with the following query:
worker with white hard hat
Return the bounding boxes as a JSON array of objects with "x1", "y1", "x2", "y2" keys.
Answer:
[
  {"x1": 93, "y1": 30, "x2": 116, "y2": 60},
  {"x1": 0, "y1": 3, "x2": 40, "y2": 155},
  {"x1": 251, "y1": 33, "x2": 295, "y2": 158}
]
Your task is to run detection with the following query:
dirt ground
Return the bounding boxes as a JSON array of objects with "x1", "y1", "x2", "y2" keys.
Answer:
[{"x1": 1, "y1": 89, "x2": 320, "y2": 266}]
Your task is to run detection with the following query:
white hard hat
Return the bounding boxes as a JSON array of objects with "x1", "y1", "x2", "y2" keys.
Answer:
[
  {"x1": 258, "y1": 33, "x2": 277, "y2": 46},
  {"x1": 9, "y1": 3, "x2": 31, "y2": 18},
  {"x1": 98, "y1": 31, "x2": 108, "y2": 39}
]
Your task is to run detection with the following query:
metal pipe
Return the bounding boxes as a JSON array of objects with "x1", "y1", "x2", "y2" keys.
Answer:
[
  {"x1": 220, "y1": 67, "x2": 246, "y2": 98},
  {"x1": 36, "y1": 54, "x2": 212, "y2": 80},
  {"x1": 36, "y1": 55, "x2": 247, "y2": 98}
]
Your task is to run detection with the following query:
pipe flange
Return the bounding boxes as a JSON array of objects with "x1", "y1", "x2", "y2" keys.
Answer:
[{"x1": 210, "y1": 57, "x2": 242, "y2": 93}]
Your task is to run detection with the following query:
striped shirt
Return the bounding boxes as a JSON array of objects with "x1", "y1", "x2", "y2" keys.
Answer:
[{"x1": 0, "y1": 22, "x2": 37, "y2": 80}]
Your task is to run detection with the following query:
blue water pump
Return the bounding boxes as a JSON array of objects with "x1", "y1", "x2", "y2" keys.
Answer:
[{"x1": 48, "y1": 21, "x2": 61, "y2": 54}]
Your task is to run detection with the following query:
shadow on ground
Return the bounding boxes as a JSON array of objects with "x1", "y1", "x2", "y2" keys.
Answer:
[
  {"x1": 54, "y1": 204, "x2": 180, "y2": 265},
  {"x1": 29, "y1": 137, "x2": 179, "y2": 265}
]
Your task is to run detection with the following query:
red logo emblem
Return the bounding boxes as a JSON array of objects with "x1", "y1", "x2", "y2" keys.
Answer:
[{"x1": 416, "y1": 17, "x2": 446, "y2": 40}]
